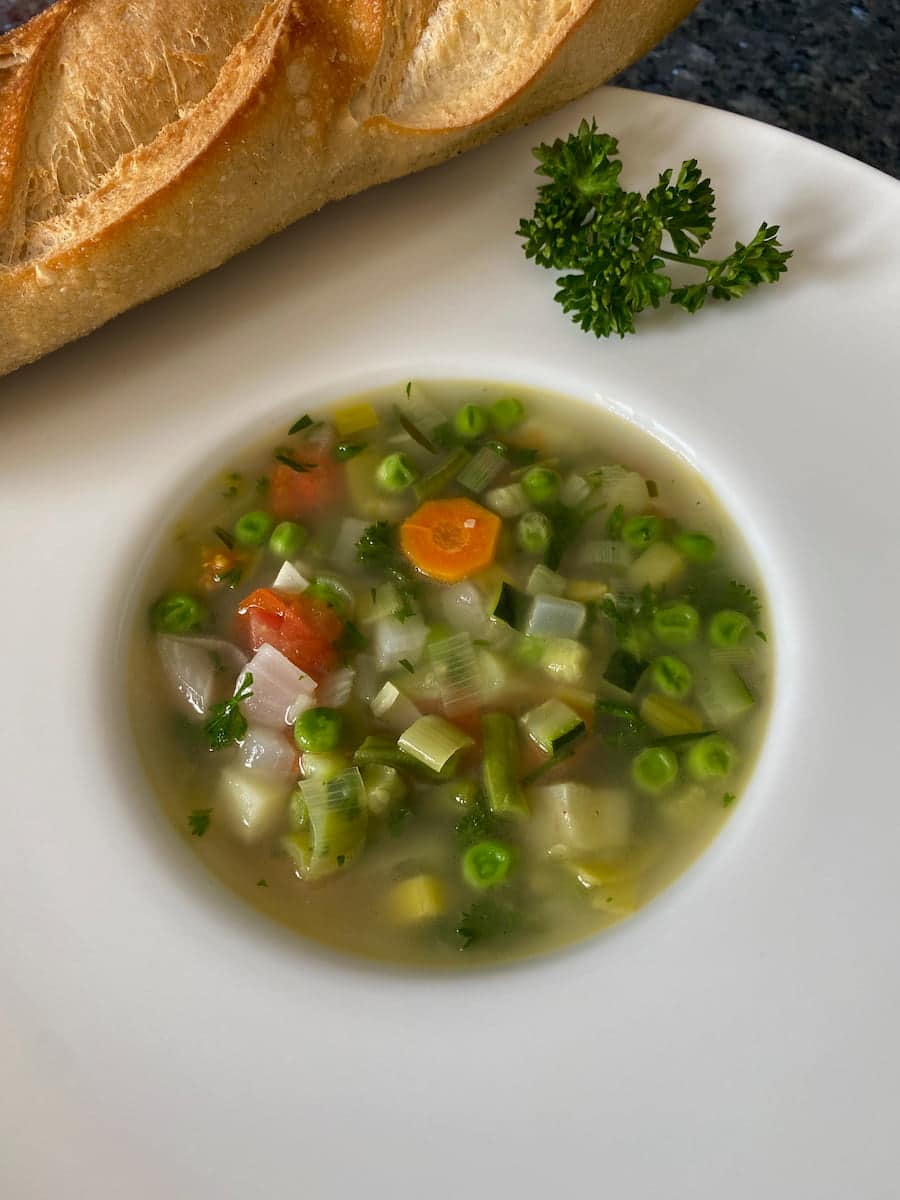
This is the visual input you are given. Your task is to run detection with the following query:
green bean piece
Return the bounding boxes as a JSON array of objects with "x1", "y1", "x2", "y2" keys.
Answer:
[
  {"x1": 708, "y1": 609, "x2": 753, "y2": 648},
  {"x1": 462, "y1": 840, "x2": 515, "y2": 889},
  {"x1": 489, "y1": 396, "x2": 525, "y2": 433},
  {"x1": 650, "y1": 655, "x2": 693, "y2": 698},
  {"x1": 482, "y1": 712, "x2": 528, "y2": 817},
  {"x1": 631, "y1": 746, "x2": 678, "y2": 793},
  {"x1": 151, "y1": 592, "x2": 207, "y2": 635},
  {"x1": 652, "y1": 603, "x2": 700, "y2": 647},
  {"x1": 622, "y1": 515, "x2": 663, "y2": 549},
  {"x1": 673, "y1": 531, "x2": 717, "y2": 563},
  {"x1": 376, "y1": 453, "x2": 418, "y2": 492},
  {"x1": 516, "y1": 511, "x2": 552, "y2": 555},
  {"x1": 268, "y1": 520, "x2": 308, "y2": 559},
  {"x1": 454, "y1": 404, "x2": 489, "y2": 440},
  {"x1": 686, "y1": 735, "x2": 737, "y2": 781},
  {"x1": 293, "y1": 707, "x2": 343, "y2": 753},
  {"x1": 233, "y1": 510, "x2": 274, "y2": 547},
  {"x1": 521, "y1": 466, "x2": 561, "y2": 507}
]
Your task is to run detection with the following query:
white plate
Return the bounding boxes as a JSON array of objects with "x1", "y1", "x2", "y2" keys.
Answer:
[{"x1": 2, "y1": 87, "x2": 899, "y2": 1199}]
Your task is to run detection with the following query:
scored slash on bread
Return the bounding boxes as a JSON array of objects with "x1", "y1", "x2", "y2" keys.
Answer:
[{"x1": 0, "y1": 0, "x2": 697, "y2": 377}]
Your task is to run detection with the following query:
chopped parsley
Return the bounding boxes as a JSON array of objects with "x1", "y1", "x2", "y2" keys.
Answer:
[
  {"x1": 188, "y1": 808, "x2": 212, "y2": 837},
  {"x1": 213, "y1": 525, "x2": 235, "y2": 549},
  {"x1": 203, "y1": 672, "x2": 253, "y2": 750},
  {"x1": 456, "y1": 899, "x2": 522, "y2": 949},
  {"x1": 398, "y1": 658, "x2": 415, "y2": 674},
  {"x1": 274, "y1": 451, "x2": 317, "y2": 473},
  {"x1": 722, "y1": 792, "x2": 737, "y2": 807}
]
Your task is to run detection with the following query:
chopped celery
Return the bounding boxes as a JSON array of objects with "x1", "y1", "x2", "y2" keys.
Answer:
[
  {"x1": 281, "y1": 768, "x2": 368, "y2": 880},
  {"x1": 539, "y1": 638, "x2": 589, "y2": 683},
  {"x1": 525, "y1": 594, "x2": 586, "y2": 640},
  {"x1": 484, "y1": 482, "x2": 529, "y2": 519},
  {"x1": 413, "y1": 448, "x2": 472, "y2": 501},
  {"x1": 526, "y1": 564, "x2": 566, "y2": 596},
  {"x1": 695, "y1": 666, "x2": 755, "y2": 725},
  {"x1": 639, "y1": 693, "x2": 705, "y2": 736},
  {"x1": 388, "y1": 875, "x2": 447, "y2": 922},
  {"x1": 521, "y1": 698, "x2": 585, "y2": 755},
  {"x1": 577, "y1": 539, "x2": 633, "y2": 570},
  {"x1": 457, "y1": 445, "x2": 506, "y2": 493},
  {"x1": 352, "y1": 734, "x2": 444, "y2": 780},
  {"x1": 482, "y1": 712, "x2": 527, "y2": 817},
  {"x1": 370, "y1": 681, "x2": 423, "y2": 732},
  {"x1": 398, "y1": 715, "x2": 473, "y2": 775},
  {"x1": 428, "y1": 632, "x2": 483, "y2": 716},
  {"x1": 629, "y1": 542, "x2": 686, "y2": 591}
]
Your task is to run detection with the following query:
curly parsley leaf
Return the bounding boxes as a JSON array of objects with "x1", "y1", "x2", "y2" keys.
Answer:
[
  {"x1": 203, "y1": 672, "x2": 253, "y2": 750},
  {"x1": 456, "y1": 899, "x2": 522, "y2": 949},
  {"x1": 518, "y1": 119, "x2": 792, "y2": 338}
]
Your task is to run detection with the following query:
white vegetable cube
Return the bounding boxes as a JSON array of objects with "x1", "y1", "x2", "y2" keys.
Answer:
[
  {"x1": 271, "y1": 561, "x2": 310, "y2": 592},
  {"x1": 238, "y1": 726, "x2": 298, "y2": 775},
  {"x1": 530, "y1": 784, "x2": 632, "y2": 854},
  {"x1": 156, "y1": 636, "x2": 248, "y2": 717},
  {"x1": 628, "y1": 542, "x2": 685, "y2": 590},
  {"x1": 525, "y1": 594, "x2": 586, "y2": 640},
  {"x1": 219, "y1": 768, "x2": 291, "y2": 843},
  {"x1": 599, "y1": 467, "x2": 649, "y2": 516},
  {"x1": 373, "y1": 615, "x2": 427, "y2": 672}
]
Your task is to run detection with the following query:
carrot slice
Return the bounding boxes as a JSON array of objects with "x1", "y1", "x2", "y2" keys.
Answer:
[{"x1": 400, "y1": 498, "x2": 501, "y2": 583}]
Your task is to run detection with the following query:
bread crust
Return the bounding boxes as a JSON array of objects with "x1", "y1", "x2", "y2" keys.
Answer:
[{"x1": 0, "y1": 0, "x2": 696, "y2": 376}]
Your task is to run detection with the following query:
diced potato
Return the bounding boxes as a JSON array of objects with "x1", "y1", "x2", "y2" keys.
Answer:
[
  {"x1": 219, "y1": 768, "x2": 290, "y2": 843},
  {"x1": 640, "y1": 694, "x2": 704, "y2": 736},
  {"x1": 564, "y1": 578, "x2": 609, "y2": 602},
  {"x1": 660, "y1": 785, "x2": 715, "y2": 831},
  {"x1": 333, "y1": 401, "x2": 379, "y2": 437},
  {"x1": 389, "y1": 875, "x2": 447, "y2": 923},
  {"x1": 628, "y1": 542, "x2": 686, "y2": 591},
  {"x1": 529, "y1": 784, "x2": 632, "y2": 855}
]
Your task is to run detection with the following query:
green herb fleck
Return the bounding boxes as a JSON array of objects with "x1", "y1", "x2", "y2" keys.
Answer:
[
  {"x1": 188, "y1": 808, "x2": 212, "y2": 837},
  {"x1": 255, "y1": 476, "x2": 269, "y2": 496},
  {"x1": 213, "y1": 525, "x2": 235, "y2": 549},
  {"x1": 606, "y1": 504, "x2": 625, "y2": 539},
  {"x1": 274, "y1": 451, "x2": 317, "y2": 474},
  {"x1": 398, "y1": 658, "x2": 415, "y2": 674},
  {"x1": 646, "y1": 479, "x2": 659, "y2": 498},
  {"x1": 755, "y1": 629, "x2": 768, "y2": 643},
  {"x1": 333, "y1": 442, "x2": 366, "y2": 462},
  {"x1": 203, "y1": 673, "x2": 253, "y2": 751},
  {"x1": 722, "y1": 792, "x2": 736, "y2": 807},
  {"x1": 456, "y1": 899, "x2": 521, "y2": 949},
  {"x1": 256, "y1": 878, "x2": 269, "y2": 887},
  {"x1": 288, "y1": 414, "x2": 314, "y2": 435},
  {"x1": 222, "y1": 472, "x2": 242, "y2": 499}
]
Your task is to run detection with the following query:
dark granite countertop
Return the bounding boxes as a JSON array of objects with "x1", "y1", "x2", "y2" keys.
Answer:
[{"x1": 2, "y1": 0, "x2": 897, "y2": 178}]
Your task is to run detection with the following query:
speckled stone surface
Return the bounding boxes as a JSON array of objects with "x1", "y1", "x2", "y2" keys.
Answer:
[{"x1": 2, "y1": 0, "x2": 898, "y2": 178}]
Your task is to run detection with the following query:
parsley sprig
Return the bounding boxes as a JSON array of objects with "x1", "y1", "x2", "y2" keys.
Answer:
[
  {"x1": 518, "y1": 120, "x2": 792, "y2": 337},
  {"x1": 203, "y1": 672, "x2": 253, "y2": 750}
]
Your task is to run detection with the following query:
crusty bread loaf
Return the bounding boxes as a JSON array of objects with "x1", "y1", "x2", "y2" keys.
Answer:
[{"x1": 0, "y1": 0, "x2": 696, "y2": 377}]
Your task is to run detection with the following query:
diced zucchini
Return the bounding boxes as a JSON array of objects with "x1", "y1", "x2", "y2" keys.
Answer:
[
  {"x1": 628, "y1": 542, "x2": 686, "y2": 590},
  {"x1": 388, "y1": 875, "x2": 447, "y2": 923},
  {"x1": 521, "y1": 698, "x2": 585, "y2": 755},
  {"x1": 695, "y1": 666, "x2": 756, "y2": 726},
  {"x1": 603, "y1": 648, "x2": 648, "y2": 693},
  {"x1": 639, "y1": 694, "x2": 705, "y2": 736},
  {"x1": 489, "y1": 580, "x2": 529, "y2": 629}
]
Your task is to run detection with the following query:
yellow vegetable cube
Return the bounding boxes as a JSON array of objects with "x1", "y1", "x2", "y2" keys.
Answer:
[
  {"x1": 333, "y1": 401, "x2": 379, "y2": 437},
  {"x1": 389, "y1": 875, "x2": 447, "y2": 923}
]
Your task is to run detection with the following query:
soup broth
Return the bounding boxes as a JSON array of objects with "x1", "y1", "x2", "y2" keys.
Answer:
[{"x1": 129, "y1": 381, "x2": 771, "y2": 965}]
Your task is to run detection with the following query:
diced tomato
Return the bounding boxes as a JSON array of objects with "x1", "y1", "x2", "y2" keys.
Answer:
[
  {"x1": 236, "y1": 588, "x2": 343, "y2": 679},
  {"x1": 268, "y1": 443, "x2": 344, "y2": 520}
]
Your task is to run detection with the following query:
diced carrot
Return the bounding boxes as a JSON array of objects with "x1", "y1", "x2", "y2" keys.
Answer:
[
  {"x1": 268, "y1": 443, "x2": 343, "y2": 520},
  {"x1": 236, "y1": 587, "x2": 343, "y2": 679},
  {"x1": 400, "y1": 498, "x2": 501, "y2": 583}
]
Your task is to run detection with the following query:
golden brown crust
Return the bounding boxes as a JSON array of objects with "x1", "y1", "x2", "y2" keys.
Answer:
[{"x1": 0, "y1": 0, "x2": 697, "y2": 377}]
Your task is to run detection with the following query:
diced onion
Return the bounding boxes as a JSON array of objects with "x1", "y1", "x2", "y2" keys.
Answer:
[
  {"x1": 239, "y1": 726, "x2": 298, "y2": 775},
  {"x1": 317, "y1": 667, "x2": 356, "y2": 708},
  {"x1": 525, "y1": 594, "x2": 587, "y2": 640},
  {"x1": 484, "y1": 482, "x2": 528, "y2": 519},
  {"x1": 238, "y1": 644, "x2": 317, "y2": 728},
  {"x1": 156, "y1": 636, "x2": 247, "y2": 717},
  {"x1": 271, "y1": 561, "x2": 310, "y2": 592},
  {"x1": 330, "y1": 517, "x2": 370, "y2": 571},
  {"x1": 373, "y1": 615, "x2": 427, "y2": 673}
]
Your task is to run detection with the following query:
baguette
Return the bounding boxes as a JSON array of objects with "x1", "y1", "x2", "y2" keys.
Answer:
[{"x1": 0, "y1": 0, "x2": 696, "y2": 377}]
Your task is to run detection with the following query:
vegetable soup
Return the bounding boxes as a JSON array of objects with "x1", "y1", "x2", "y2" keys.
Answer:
[{"x1": 129, "y1": 381, "x2": 771, "y2": 965}]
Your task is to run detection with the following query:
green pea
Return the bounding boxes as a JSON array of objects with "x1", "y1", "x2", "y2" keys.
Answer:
[
  {"x1": 623, "y1": 515, "x2": 664, "y2": 550},
  {"x1": 650, "y1": 655, "x2": 693, "y2": 698},
  {"x1": 376, "y1": 453, "x2": 418, "y2": 492},
  {"x1": 305, "y1": 576, "x2": 354, "y2": 616},
  {"x1": 521, "y1": 466, "x2": 561, "y2": 507},
  {"x1": 293, "y1": 708, "x2": 343, "y2": 754},
  {"x1": 708, "y1": 609, "x2": 753, "y2": 648},
  {"x1": 631, "y1": 746, "x2": 678, "y2": 793},
  {"x1": 234, "y1": 510, "x2": 274, "y2": 547},
  {"x1": 686, "y1": 735, "x2": 737, "y2": 781},
  {"x1": 488, "y1": 396, "x2": 525, "y2": 433},
  {"x1": 268, "y1": 520, "x2": 308, "y2": 559},
  {"x1": 151, "y1": 592, "x2": 207, "y2": 636},
  {"x1": 673, "y1": 531, "x2": 717, "y2": 563},
  {"x1": 454, "y1": 404, "x2": 488, "y2": 440},
  {"x1": 516, "y1": 511, "x2": 552, "y2": 555},
  {"x1": 461, "y1": 840, "x2": 515, "y2": 889},
  {"x1": 652, "y1": 603, "x2": 700, "y2": 646}
]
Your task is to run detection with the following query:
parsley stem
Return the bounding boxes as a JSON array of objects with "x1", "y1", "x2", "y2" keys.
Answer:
[{"x1": 657, "y1": 250, "x2": 718, "y2": 270}]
